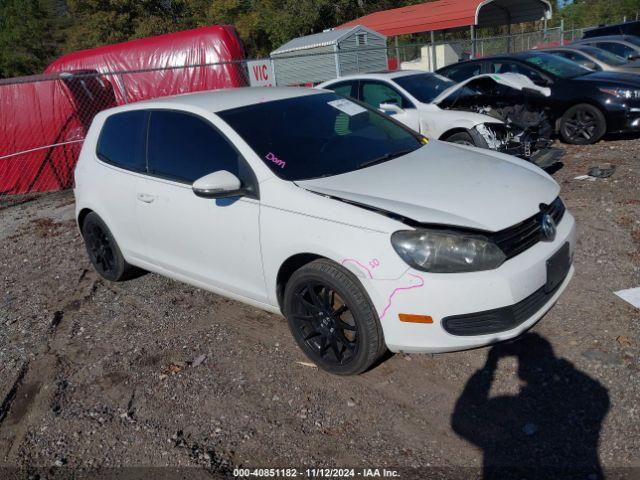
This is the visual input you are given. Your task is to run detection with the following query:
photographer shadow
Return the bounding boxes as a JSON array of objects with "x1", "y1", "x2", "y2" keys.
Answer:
[{"x1": 451, "y1": 333, "x2": 610, "y2": 480}]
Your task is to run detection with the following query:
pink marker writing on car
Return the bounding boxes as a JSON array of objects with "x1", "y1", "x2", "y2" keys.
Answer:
[{"x1": 266, "y1": 152, "x2": 286, "y2": 168}]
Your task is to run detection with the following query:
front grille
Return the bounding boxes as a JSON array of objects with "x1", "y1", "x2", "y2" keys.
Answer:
[
  {"x1": 492, "y1": 197, "x2": 565, "y2": 259},
  {"x1": 441, "y1": 258, "x2": 570, "y2": 336}
]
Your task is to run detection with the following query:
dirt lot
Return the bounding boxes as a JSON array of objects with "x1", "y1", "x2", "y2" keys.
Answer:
[{"x1": 0, "y1": 139, "x2": 639, "y2": 479}]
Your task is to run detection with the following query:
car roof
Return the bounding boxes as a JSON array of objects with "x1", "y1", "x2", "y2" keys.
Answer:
[
  {"x1": 438, "y1": 53, "x2": 532, "y2": 70},
  {"x1": 103, "y1": 87, "x2": 325, "y2": 116},
  {"x1": 575, "y1": 35, "x2": 638, "y2": 43},
  {"x1": 539, "y1": 46, "x2": 593, "y2": 56},
  {"x1": 322, "y1": 70, "x2": 432, "y2": 83}
]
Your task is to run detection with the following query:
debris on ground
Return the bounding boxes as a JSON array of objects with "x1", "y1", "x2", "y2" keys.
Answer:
[
  {"x1": 614, "y1": 287, "x2": 640, "y2": 309},
  {"x1": 587, "y1": 164, "x2": 616, "y2": 179},
  {"x1": 190, "y1": 354, "x2": 207, "y2": 368}
]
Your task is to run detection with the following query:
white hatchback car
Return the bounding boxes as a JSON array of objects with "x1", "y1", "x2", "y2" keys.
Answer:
[{"x1": 75, "y1": 87, "x2": 576, "y2": 375}]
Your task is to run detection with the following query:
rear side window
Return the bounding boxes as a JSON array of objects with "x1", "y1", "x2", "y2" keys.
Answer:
[
  {"x1": 96, "y1": 111, "x2": 148, "y2": 172},
  {"x1": 360, "y1": 81, "x2": 412, "y2": 108},
  {"x1": 147, "y1": 110, "x2": 240, "y2": 184},
  {"x1": 441, "y1": 62, "x2": 482, "y2": 82},
  {"x1": 325, "y1": 81, "x2": 357, "y2": 99}
]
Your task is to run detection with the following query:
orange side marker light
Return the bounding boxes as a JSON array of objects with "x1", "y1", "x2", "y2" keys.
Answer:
[{"x1": 399, "y1": 314, "x2": 433, "y2": 324}]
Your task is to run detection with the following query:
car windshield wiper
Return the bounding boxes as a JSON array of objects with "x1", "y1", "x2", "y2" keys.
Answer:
[{"x1": 357, "y1": 149, "x2": 416, "y2": 170}]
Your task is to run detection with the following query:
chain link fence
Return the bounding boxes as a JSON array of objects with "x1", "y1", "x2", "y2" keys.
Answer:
[{"x1": 0, "y1": 24, "x2": 601, "y2": 200}]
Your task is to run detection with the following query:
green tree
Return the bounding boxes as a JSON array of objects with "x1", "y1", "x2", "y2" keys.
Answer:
[
  {"x1": 0, "y1": 0, "x2": 59, "y2": 78},
  {"x1": 61, "y1": 0, "x2": 198, "y2": 53}
]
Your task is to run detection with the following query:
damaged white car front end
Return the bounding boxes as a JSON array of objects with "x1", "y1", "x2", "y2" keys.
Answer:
[
  {"x1": 317, "y1": 71, "x2": 562, "y2": 166},
  {"x1": 433, "y1": 73, "x2": 564, "y2": 167}
]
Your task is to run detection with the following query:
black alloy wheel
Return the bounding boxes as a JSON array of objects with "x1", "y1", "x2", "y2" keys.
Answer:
[
  {"x1": 81, "y1": 212, "x2": 138, "y2": 282},
  {"x1": 560, "y1": 103, "x2": 606, "y2": 145},
  {"x1": 84, "y1": 221, "x2": 116, "y2": 277},
  {"x1": 284, "y1": 259, "x2": 385, "y2": 375},
  {"x1": 290, "y1": 281, "x2": 359, "y2": 365}
]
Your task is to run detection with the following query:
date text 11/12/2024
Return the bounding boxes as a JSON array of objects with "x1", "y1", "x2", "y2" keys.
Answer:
[{"x1": 233, "y1": 468, "x2": 401, "y2": 477}]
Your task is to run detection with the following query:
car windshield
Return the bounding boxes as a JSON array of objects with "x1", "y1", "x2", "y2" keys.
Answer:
[
  {"x1": 393, "y1": 73, "x2": 456, "y2": 103},
  {"x1": 521, "y1": 52, "x2": 591, "y2": 78},
  {"x1": 579, "y1": 46, "x2": 628, "y2": 65},
  {"x1": 217, "y1": 93, "x2": 424, "y2": 181}
]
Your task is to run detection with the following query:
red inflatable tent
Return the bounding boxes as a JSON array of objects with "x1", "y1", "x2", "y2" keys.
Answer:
[
  {"x1": 1, "y1": 25, "x2": 246, "y2": 195},
  {"x1": 44, "y1": 25, "x2": 247, "y2": 104},
  {"x1": 0, "y1": 72, "x2": 115, "y2": 195}
]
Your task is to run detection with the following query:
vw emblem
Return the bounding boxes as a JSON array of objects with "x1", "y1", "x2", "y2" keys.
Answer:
[{"x1": 540, "y1": 213, "x2": 557, "y2": 242}]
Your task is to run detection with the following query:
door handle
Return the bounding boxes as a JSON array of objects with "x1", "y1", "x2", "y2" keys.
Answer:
[{"x1": 137, "y1": 193, "x2": 156, "y2": 203}]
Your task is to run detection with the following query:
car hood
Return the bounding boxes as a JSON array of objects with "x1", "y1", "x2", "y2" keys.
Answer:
[
  {"x1": 296, "y1": 140, "x2": 559, "y2": 232},
  {"x1": 576, "y1": 70, "x2": 640, "y2": 86},
  {"x1": 432, "y1": 72, "x2": 551, "y2": 105}
]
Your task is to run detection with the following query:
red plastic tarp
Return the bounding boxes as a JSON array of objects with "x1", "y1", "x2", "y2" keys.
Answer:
[
  {"x1": 339, "y1": 0, "x2": 552, "y2": 36},
  {"x1": 44, "y1": 25, "x2": 247, "y2": 104},
  {"x1": 1, "y1": 25, "x2": 246, "y2": 195},
  {"x1": 0, "y1": 73, "x2": 115, "y2": 195}
]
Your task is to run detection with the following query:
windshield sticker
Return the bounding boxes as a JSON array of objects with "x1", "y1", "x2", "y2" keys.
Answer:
[
  {"x1": 328, "y1": 98, "x2": 367, "y2": 117},
  {"x1": 265, "y1": 152, "x2": 286, "y2": 168}
]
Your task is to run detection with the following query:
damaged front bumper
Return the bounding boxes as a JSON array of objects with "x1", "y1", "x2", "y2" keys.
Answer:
[{"x1": 471, "y1": 123, "x2": 563, "y2": 167}]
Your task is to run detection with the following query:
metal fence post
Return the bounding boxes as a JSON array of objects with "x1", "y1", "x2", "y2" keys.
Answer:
[
  {"x1": 118, "y1": 73, "x2": 129, "y2": 104},
  {"x1": 430, "y1": 31, "x2": 436, "y2": 71},
  {"x1": 470, "y1": 25, "x2": 476, "y2": 58}
]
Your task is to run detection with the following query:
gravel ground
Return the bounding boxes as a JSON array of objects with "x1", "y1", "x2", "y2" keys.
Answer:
[{"x1": 0, "y1": 139, "x2": 638, "y2": 479}]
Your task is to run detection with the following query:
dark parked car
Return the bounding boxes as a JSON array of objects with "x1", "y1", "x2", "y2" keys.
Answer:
[
  {"x1": 571, "y1": 35, "x2": 640, "y2": 62},
  {"x1": 437, "y1": 52, "x2": 640, "y2": 144},
  {"x1": 583, "y1": 21, "x2": 640, "y2": 39},
  {"x1": 541, "y1": 46, "x2": 640, "y2": 74}
]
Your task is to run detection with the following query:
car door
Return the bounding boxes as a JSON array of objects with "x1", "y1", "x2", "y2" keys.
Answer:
[
  {"x1": 135, "y1": 109, "x2": 267, "y2": 302},
  {"x1": 93, "y1": 110, "x2": 148, "y2": 258},
  {"x1": 358, "y1": 80, "x2": 421, "y2": 132}
]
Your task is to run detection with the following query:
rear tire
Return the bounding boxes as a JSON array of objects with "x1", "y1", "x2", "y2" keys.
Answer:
[
  {"x1": 283, "y1": 259, "x2": 385, "y2": 375},
  {"x1": 560, "y1": 103, "x2": 606, "y2": 145},
  {"x1": 81, "y1": 212, "x2": 137, "y2": 282}
]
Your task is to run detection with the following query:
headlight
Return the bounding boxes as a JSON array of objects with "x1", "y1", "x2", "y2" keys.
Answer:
[
  {"x1": 599, "y1": 87, "x2": 640, "y2": 100},
  {"x1": 391, "y1": 229, "x2": 506, "y2": 273}
]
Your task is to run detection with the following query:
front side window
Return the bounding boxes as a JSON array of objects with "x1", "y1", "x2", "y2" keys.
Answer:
[
  {"x1": 595, "y1": 42, "x2": 636, "y2": 59},
  {"x1": 580, "y1": 46, "x2": 627, "y2": 66},
  {"x1": 360, "y1": 81, "x2": 412, "y2": 109},
  {"x1": 520, "y1": 53, "x2": 590, "y2": 79},
  {"x1": 218, "y1": 93, "x2": 423, "y2": 181},
  {"x1": 147, "y1": 110, "x2": 239, "y2": 183},
  {"x1": 394, "y1": 73, "x2": 455, "y2": 103},
  {"x1": 96, "y1": 110, "x2": 147, "y2": 172},
  {"x1": 550, "y1": 51, "x2": 600, "y2": 70}
]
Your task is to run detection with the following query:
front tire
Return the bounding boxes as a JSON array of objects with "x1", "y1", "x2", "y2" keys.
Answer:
[
  {"x1": 560, "y1": 103, "x2": 606, "y2": 145},
  {"x1": 443, "y1": 131, "x2": 477, "y2": 146},
  {"x1": 283, "y1": 259, "x2": 385, "y2": 375},
  {"x1": 81, "y1": 212, "x2": 137, "y2": 282}
]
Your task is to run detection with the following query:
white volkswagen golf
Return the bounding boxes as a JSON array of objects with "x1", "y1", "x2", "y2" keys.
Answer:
[{"x1": 75, "y1": 87, "x2": 575, "y2": 375}]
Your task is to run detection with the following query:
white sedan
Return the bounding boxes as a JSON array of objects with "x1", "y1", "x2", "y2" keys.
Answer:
[
  {"x1": 74, "y1": 87, "x2": 575, "y2": 375},
  {"x1": 318, "y1": 70, "x2": 549, "y2": 152}
]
